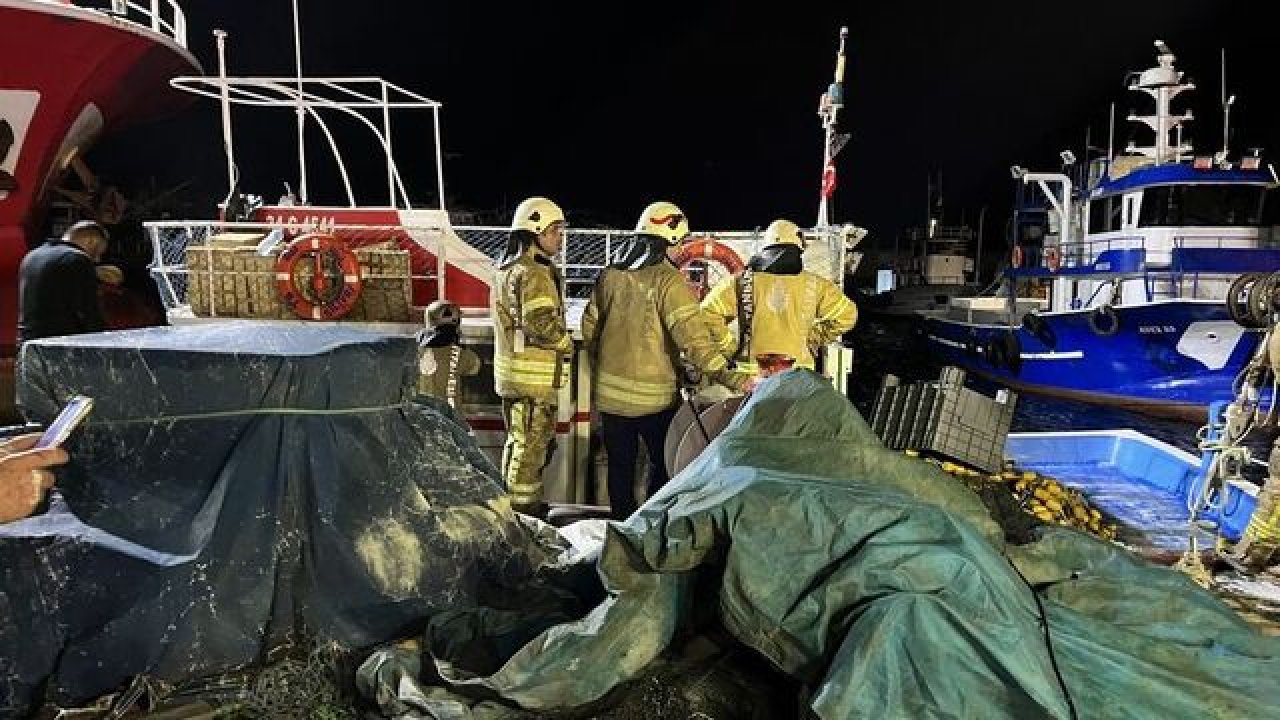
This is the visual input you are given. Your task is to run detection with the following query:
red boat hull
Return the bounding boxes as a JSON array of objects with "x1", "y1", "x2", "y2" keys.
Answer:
[{"x1": 1, "y1": 0, "x2": 200, "y2": 418}]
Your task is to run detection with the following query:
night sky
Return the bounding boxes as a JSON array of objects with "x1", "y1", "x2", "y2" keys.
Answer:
[{"x1": 99, "y1": 1, "x2": 1280, "y2": 254}]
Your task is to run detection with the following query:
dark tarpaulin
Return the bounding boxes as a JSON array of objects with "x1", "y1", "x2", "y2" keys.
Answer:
[{"x1": 0, "y1": 324, "x2": 552, "y2": 717}]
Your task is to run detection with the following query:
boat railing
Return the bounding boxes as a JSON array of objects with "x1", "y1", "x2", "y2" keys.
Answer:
[
  {"x1": 1170, "y1": 234, "x2": 1276, "y2": 251},
  {"x1": 443, "y1": 225, "x2": 844, "y2": 296},
  {"x1": 146, "y1": 220, "x2": 457, "y2": 317},
  {"x1": 148, "y1": 220, "x2": 850, "y2": 314},
  {"x1": 1050, "y1": 235, "x2": 1147, "y2": 270},
  {"x1": 61, "y1": 0, "x2": 189, "y2": 48},
  {"x1": 1053, "y1": 233, "x2": 1272, "y2": 264}
]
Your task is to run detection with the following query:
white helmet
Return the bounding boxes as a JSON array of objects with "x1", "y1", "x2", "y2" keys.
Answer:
[
  {"x1": 763, "y1": 219, "x2": 806, "y2": 249},
  {"x1": 510, "y1": 197, "x2": 565, "y2": 234},
  {"x1": 635, "y1": 201, "x2": 690, "y2": 246}
]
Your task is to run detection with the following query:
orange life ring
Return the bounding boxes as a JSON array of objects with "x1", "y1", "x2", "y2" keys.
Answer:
[
  {"x1": 275, "y1": 233, "x2": 363, "y2": 320},
  {"x1": 1011, "y1": 245, "x2": 1024, "y2": 268},
  {"x1": 671, "y1": 237, "x2": 747, "y2": 299},
  {"x1": 1044, "y1": 247, "x2": 1062, "y2": 272}
]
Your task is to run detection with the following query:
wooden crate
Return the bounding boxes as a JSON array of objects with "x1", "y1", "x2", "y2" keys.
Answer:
[
  {"x1": 184, "y1": 242, "x2": 414, "y2": 322},
  {"x1": 187, "y1": 246, "x2": 254, "y2": 317}
]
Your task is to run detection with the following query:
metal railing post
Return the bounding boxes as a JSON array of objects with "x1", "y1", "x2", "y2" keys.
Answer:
[
  {"x1": 437, "y1": 233, "x2": 448, "y2": 301},
  {"x1": 174, "y1": 2, "x2": 186, "y2": 46}
]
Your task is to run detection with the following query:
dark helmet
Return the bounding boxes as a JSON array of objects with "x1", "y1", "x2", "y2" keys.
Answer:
[{"x1": 425, "y1": 300, "x2": 462, "y2": 328}]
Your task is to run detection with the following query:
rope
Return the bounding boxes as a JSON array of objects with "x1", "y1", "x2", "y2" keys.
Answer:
[
  {"x1": 1006, "y1": 558, "x2": 1078, "y2": 720},
  {"x1": 83, "y1": 402, "x2": 408, "y2": 428}
]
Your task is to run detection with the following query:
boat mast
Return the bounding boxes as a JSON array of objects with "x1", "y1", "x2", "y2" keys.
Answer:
[
  {"x1": 291, "y1": 0, "x2": 308, "y2": 204},
  {"x1": 817, "y1": 27, "x2": 849, "y2": 228},
  {"x1": 1218, "y1": 48, "x2": 1236, "y2": 167},
  {"x1": 1125, "y1": 40, "x2": 1195, "y2": 165}
]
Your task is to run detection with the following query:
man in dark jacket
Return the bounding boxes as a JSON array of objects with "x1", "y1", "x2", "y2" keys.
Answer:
[{"x1": 17, "y1": 221, "x2": 109, "y2": 343}]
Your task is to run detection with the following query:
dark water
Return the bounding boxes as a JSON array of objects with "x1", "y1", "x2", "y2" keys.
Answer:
[{"x1": 846, "y1": 314, "x2": 1272, "y2": 464}]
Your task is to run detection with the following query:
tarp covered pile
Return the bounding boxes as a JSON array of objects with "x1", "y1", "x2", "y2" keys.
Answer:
[
  {"x1": 1, "y1": 324, "x2": 1276, "y2": 719},
  {"x1": 361, "y1": 371, "x2": 1280, "y2": 719},
  {"x1": 0, "y1": 325, "x2": 553, "y2": 717}
]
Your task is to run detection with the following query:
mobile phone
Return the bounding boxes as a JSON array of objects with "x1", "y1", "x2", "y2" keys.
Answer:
[{"x1": 35, "y1": 395, "x2": 95, "y2": 449}]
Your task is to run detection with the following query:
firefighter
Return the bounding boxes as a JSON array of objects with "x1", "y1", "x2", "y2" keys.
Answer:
[
  {"x1": 701, "y1": 218, "x2": 857, "y2": 372},
  {"x1": 492, "y1": 197, "x2": 574, "y2": 518},
  {"x1": 581, "y1": 201, "x2": 750, "y2": 520},
  {"x1": 415, "y1": 299, "x2": 481, "y2": 413}
]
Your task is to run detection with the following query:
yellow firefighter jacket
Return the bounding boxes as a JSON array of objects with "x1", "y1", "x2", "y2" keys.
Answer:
[
  {"x1": 492, "y1": 247, "x2": 573, "y2": 402},
  {"x1": 702, "y1": 268, "x2": 857, "y2": 370},
  {"x1": 581, "y1": 260, "x2": 739, "y2": 417}
]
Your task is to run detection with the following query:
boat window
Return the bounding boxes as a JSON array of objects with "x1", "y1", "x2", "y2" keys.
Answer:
[
  {"x1": 1088, "y1": 197, "x2": 1124, "y2": 233},
  {"x1": 1261, "y1": 189, "x2": 1280, "y2": 226},
  {"x1": 1137, "y1": 185, "x2": 1268, "y2": 226},
  {"x1": 1089, "y1": 199, "x2": 1107, "y2": 233}
]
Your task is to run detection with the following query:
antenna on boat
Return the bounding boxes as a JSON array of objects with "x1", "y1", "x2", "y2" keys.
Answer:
[
  {"x1": 1107, "y1": 102, "x2": 1115, "y2": 163},
  {"x1": 291, "y1": 0, "x2": 308, "y2": 204},
  {"x1": 1218, "y1": 47, "x2": 1236, "y2": 167},
  {"x1": 817, "y1": 26, "x2": 849, "y2": 229}
]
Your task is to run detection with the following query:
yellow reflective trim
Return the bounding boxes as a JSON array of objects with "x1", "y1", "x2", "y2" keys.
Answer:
[
  {"x1": 665, "y1": 303, "x2": 699, "y2": 328},
  {"x1": 705, "y1": 355, "x2": 727, "y2": 372},
  {"x1": 523, "y1": 296, "x2": 556, "y2": 312},
  {"x1": 496, "y1": 372, "x2": 553, "y2": 387},
  {"x1": 597, "y1": 371, "x2": 676, "y2": 393},
  {"x1": 495, "y1": 364, "x2": 556, "y2": 385},
  {"x1": 595, "y1": 387, "x2": 675, "y2": 410},
  {"x1": 819, "y1": 296, "x2": 856, "y2": 323},
  {"x1": 496, "y1": 356, "x2": 557, "y2": 372},
  {"x1": 595, "y1": 383, "x2": 676, "y2": 404},
  {"x1": 596, "y1": 373, "x2": 677, "y2": 401}
]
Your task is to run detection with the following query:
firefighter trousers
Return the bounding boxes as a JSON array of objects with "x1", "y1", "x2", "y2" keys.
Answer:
[
  {"x1": 501, "y1": 398, "x2": 557, "y2": 507},
  {"x1": 600, "y1": 404, "x2": 678, "y2": 520}
]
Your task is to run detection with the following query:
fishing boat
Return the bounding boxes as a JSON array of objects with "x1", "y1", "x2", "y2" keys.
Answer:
[
  {"x1": 921, "y1": 41, "x2": 1280, "y2": 420},
  {"x1": 0, "y1": 0, "x2": 200, "y2": 420},
  {"x1": 144, "y1": 16, "x2": 864, "y2": 505}
]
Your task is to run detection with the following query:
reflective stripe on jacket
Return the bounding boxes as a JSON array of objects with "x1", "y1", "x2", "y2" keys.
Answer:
[
  {"x1": 581, "y1": 262, "x2": 731, "y2": 417},
  {"x1": 492, "y1": 248, "x2": 572, "y2": 401}
]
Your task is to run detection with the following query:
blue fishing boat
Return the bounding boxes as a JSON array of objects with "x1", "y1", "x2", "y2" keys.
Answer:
[{"x1": 922, "y1": 41, "x2": 1280, "y2": 420}]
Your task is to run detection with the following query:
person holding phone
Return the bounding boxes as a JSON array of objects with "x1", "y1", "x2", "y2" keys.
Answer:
[{"x1": 0, "y1": 434, "x2": 69, "y2": 524}]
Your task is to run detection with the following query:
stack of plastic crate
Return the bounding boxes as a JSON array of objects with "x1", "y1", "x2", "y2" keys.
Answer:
[{"x1": 869, "y1": 366, "x2": 1017, "y2": 473}]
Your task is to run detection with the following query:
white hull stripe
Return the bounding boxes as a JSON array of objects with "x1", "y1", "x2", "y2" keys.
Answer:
[
  {"x1": 1020, "y1": 350, "x2": 1084, "y2": 360},
  {"x1": 925, "y1": 335, "x2": 1083, "y2": 361}
]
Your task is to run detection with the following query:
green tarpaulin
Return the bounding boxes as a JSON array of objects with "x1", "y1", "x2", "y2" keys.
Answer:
[{"x1": 360, "y1": 370, "x2": 1280, "y2": 719}]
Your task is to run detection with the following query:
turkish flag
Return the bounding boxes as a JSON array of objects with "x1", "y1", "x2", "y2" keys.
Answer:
[{"x1": 821, "y1": 164, "x2": 837, "y2": 199}]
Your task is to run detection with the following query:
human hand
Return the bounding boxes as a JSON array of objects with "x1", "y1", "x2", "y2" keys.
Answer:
[
  {"x1": 96, "y1": 264, "x2": 124, "y2": 285},
  {"x1": 0, "y1": 434, "x2": 70, "y2": 524},
  {"x1": 679, "y1": 360, "x2": 703, "y2": 387},
  {"x1": 715, "y1": 369, "x2": 756, "y2": 394}
]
